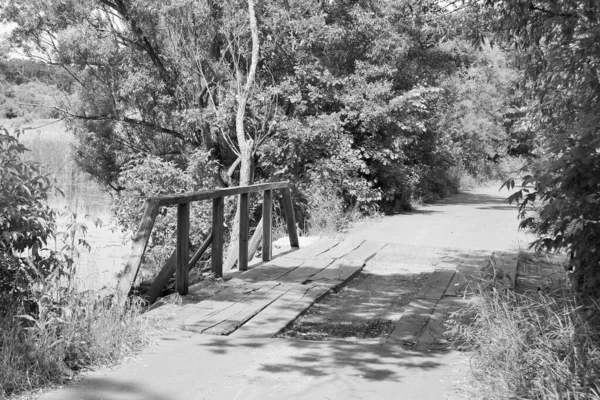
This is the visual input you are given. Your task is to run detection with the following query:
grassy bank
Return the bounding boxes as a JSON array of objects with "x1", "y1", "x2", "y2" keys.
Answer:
[
  {"x1": 448, "y1": 254, "x2": 600, "y2": 399},
  {"x1": 0, "y1": 293, "x2": 153, "y2": 398}
]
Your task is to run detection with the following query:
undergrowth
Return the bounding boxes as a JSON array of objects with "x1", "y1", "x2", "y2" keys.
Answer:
[
  {"x1": 448, "y1": 285, "x2": 600, "y2": 399},
  {"x1": 0, "y1": 291, "x2": 153, "y2": 398}
]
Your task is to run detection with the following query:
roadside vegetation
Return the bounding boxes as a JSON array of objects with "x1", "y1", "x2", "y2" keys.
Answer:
[
  {"x1": 0, "y1": 128, "x2": 152, "y2": 398},
  {"x1": 448, "y1": 253, "x2": 600, "y2": 399}
]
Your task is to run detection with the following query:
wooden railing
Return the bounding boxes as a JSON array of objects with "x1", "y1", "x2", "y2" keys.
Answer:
[{"x1": 115, "y1": 182, "x2": 299, "y2": 303}]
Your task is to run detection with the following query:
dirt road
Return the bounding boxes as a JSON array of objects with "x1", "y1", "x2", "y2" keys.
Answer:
[{"x1": 346, "y1": 184, "x2": 532, "y2": 251}]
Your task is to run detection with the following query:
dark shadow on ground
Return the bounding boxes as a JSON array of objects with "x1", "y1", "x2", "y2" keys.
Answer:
[
  {"x1": 476, "y1": 205, "x2": 518, "y2": 211},
  {"x1": 276, "y1": 271, "x2": 432, "y2": 343},
  {"x1": 433, "y1": 191, "x2": 507, "y2": 206},
  {"x1": 52, "y1": 378, "x2": 170, "y2": 400},
  {"x1": 394, "y1": 209, "x2": 441, "y2": 215}
]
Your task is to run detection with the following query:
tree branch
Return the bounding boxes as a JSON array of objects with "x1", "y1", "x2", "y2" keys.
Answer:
[{"x1": 17, "y1": 102, "x2": 186, "y2": 140}]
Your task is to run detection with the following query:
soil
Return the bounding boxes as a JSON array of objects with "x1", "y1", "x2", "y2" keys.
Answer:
[{"x1": 278, "y1": 270, "x2": 432, "y2": 344}]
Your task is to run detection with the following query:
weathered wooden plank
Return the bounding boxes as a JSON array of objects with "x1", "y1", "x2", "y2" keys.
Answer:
[
  {"x1": 341, "y1": 240, "x2": 387, "y2": 263},
  {"x1": 231, "y1": 284, "x2": 331, "y2": 338},
  {"x1": 212, "y1": 197, "x2": 224, "y2": 277},
  {"x1": 248, "y1": 216, "x2": 263, "y2": 261},
  {"x1": 144, "y1": 249, "x2": 176, "y2": 304},
  {"x1": 278, "y1": 257, "x2": 336, "y2": 283},
  {"x1": 262, "y1": 189, "x2": 273, "y2": 261},
  {"x1": 282, "y1": 187, "x2": 299, "y2": 248},
  {"x1": 183, "y1": 281, "x2": 283, "y2": 334},
  {"x1": 116, "y1": 199, "x2": 160, "y2": 298},
  {"x1": 189, "y1": 231, "x2": 213, "y2": 269},
  {"x1": 305, "y1": 259, "x2": 365, "y2": 289},
  {"x1": 415, "y1": 269, "x2": 456, "y2": 300},
  {"x1": 318, "y1": 238, "x2": 364, "y2": 259},
  {"x1": 228, "y1": 256, "x2": 305, "y2": 285},
  {"x1": 176, "y1": 202, "x2": 190, "y2": 295},
  {"x1": 238, "y1": 193, "x2": 249, "y2": 271},
  {"x1": 154, "y1": 181, "x2": 290, "y2": 206},
  {"x1": 415, "y1": 297, "x2": 468, "y2": 352},
  {"x1": 284, "y1": 238, "x2": 339, "y2": 260},
  {"x1": 201, "y1": 285, "x2": 290, "y2": 335},
  {"x1": 144, "y1": 232, "x2": 212, "y2": 304},
  {"x1": 385, "y1": 299, "x2": 437, "y2": 348}
]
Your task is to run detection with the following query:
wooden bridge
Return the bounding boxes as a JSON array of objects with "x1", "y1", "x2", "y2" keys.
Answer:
[{"x1": 117, "y1": 182, "x2": 522, "y2": 347}]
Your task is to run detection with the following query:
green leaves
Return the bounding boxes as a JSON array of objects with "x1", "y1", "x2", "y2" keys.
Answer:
[{"x1": 0, "y1": 128, "x2": 56, "y2": 253}]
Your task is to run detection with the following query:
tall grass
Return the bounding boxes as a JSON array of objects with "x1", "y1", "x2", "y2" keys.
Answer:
[
  {"x1": 0, "y1": 289, "x2": 153, "y2": 398},
  {"x1": 448, "y1": 286, "x2": 600, "y2": 399}
]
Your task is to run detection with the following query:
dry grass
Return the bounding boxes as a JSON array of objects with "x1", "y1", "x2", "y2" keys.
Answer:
[{"x1": 447, "y1": 282, "x2": 600, "y2": 399}]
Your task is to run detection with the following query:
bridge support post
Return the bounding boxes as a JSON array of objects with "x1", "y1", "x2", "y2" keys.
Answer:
[
  {"x1": 262, "y1": 189, "x2": 273, "y2": 261},
  {"x1": 239, "y1": 193, "x2": 249, "y2": 271},
  {"x1": 176, "y1": 202, "x2": 190, "y2": 295},
  {"x1": 212, "y1": 197, "x2": 224, "y2": 277},
  {"x1": 282, "y1": 188, "x2": 299, "y2": 248}
]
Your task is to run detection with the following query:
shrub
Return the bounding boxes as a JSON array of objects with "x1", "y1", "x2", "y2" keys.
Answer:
[
  {"x1": 0, "y1": 127, "x2": 56, "y2": 253},
  {"x1": 111, "y1": 152, "x2": 217, "y2": 279}
]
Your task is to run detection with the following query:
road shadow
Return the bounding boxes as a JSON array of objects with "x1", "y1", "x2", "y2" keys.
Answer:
[
  {"x1": 434, "y1": 191, "x2": 508, "y2": 206},
  {"x1": 44, "y1": 378, "x2": 170, "y2": 400},
  {"x1": 476, "y1": 205, "x2": 519, "y2": 211}
]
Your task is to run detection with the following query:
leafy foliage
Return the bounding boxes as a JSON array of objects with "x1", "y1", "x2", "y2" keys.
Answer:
[
  {"x1": 1, "y1": 0, "x2": 521, "y2": 222},
  {"x1": 0, "y1": 127, "x2": 56, "y2": 253},
  {"x1": 486, "y1": 0, "x2": 600, "y2": 296},
  {"x1": 111, "y1": 151, "x2": 217, "y2": 275}
]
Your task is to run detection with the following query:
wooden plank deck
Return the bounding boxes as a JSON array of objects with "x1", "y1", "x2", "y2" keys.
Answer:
[
  {"x1": 386, "y1": 249, "x2": 520, "y2": 351},
  {"x1": 170, "y1": 239, "x2": 387, "y2": 337},
  {"x1": 150, "y1": 237, "x2": 519, "y2": 348}
]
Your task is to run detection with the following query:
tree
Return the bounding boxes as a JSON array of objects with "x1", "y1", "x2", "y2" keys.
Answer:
[
  {"x1": 2, "y1": 0, "x2": 520, "y2": 279},
  {"x1": 478, "y1": 0, "x2": 600, "y2": 297}
]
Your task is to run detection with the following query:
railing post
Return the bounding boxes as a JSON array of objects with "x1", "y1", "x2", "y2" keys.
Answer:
[
  {"x1": 212, "y1": 196, "x2": 224, "y2": 277},
  {"x1": 262, "y1": 189, "x2": 273, "y2": 261},
  {"x1": 238, "y1": 193, "x2": 249, "y2": 271},
  {"x1": 176, "y1": 202, "x2": 190, "y2": 295},
  {"x1": 282, "y1": 187, "x2": 299, "y2": 248}
]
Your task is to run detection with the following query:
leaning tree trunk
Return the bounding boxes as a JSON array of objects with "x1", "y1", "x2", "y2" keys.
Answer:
[{"x1": 224, "y1": 0, "x2": 260, "y2": 270}]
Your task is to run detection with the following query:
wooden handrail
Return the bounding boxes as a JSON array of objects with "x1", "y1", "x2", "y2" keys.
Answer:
[
  {"x1": 152, "y1": 181, "x2": 290, "y2": 206},
  {"x1": 116, "y1": 181, "x2": 299, "y2": 302}
]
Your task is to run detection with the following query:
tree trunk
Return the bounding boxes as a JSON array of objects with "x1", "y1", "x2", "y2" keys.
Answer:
[{"x1": 224, "y1": 0, "x2": 260, "y2": 270}]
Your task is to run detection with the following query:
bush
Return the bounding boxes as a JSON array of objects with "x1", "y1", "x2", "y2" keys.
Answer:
[
  {"x1": 0, "y1": 128, "x2": 56, "y2": 253},
  {"x1": 506, "y1": 136, "x2": 600, "y2": 297},
  {"x1": 111, "y1": 152, "x2": 217, "y2": 279}
]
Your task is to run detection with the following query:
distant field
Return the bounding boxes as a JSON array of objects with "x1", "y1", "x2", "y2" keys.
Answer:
[{"x1": 1, "y1": 118, "x2": 129, "y2": 290}]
